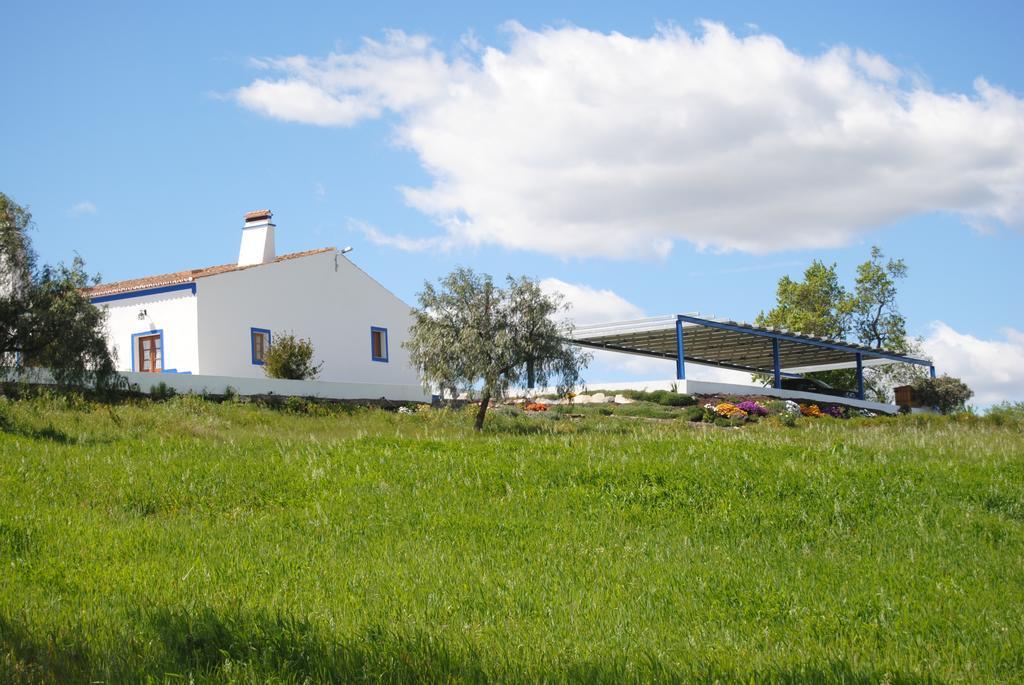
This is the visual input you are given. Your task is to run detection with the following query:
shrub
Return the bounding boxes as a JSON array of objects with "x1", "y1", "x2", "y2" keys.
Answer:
[
  {"x1": 681, "y1": 406, "x2": 705, "y2": 422},
  {"x1": 614, "y1": 404, "x2": 678, "y2": 419},
  {"x1": 264, "y1": 332, "x2": 324, "y2": 381},
  {"x1": 621, "y1": 389, "x2": 696, "y2": 407},
  {"x1": 765, "y1": 399, "x2": 801, "y2": 416},
  {"x1": 713, "y1": 403, "x2": 748, "y2": 420},
  {"x1": 150, "y1": 381, "x2": 177, "y2": 401},
  {"x1": 779, "y1": 412, "x2": 798, "y2": 427},
  {"x1": 800, "y1": 404, "x2": 823, "y2": 418},
  {"x1": 654, "y1": 391, "x2": 696, "y2": 407},
  {"x1": 284, "y1": 396, "x2": 310, "y2": 414},
  {"x1": 984, "y1": 402, "x2": 1024, "y2": 428},
  {"x1": 911, "y1": 375, "x2": 974, "y2": 415},
  {"x1": 736, "y1": 400, "x2": 768, "y2": 416}
]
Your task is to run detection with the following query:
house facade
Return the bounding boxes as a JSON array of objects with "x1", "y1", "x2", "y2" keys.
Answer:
[{"x1": 87, "y1": 210, "x2": 421, "y2": 391}]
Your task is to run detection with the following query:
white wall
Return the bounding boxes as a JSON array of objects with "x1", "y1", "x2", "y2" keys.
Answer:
[
  {"x1": 523, "y1": 377, "x2": 898, "y2": 414},
  {"x1": 96, "y1": 288, "x2": 199, "y2": 374},
  {"x1": 121, "y1": 371, "x2": 431, "y2": 402},
  {"x1": 195, "y1": 251, "x2": 421, "y2": 386}
]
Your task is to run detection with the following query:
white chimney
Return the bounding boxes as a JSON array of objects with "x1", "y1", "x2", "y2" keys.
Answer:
[{"x1": 238, "y1": 209, "x2": 276, "y2": 266}]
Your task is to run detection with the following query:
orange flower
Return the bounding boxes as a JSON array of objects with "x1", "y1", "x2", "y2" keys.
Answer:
[{"x1": 800, "y1": 404, "x2": 823, "y2": 418}]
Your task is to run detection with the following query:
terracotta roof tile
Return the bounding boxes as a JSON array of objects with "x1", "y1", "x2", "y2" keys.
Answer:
[
  {"x1": 244, "y1": 209, "x2": 273, "y2": 221},
  {"x1": 86, "y1": 247, "x2": 334, "y2": 298}
]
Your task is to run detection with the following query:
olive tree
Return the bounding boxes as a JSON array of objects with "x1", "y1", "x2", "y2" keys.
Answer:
[
  {"x1": 1, "y1": 193, "x2": 116, "y2": 390},
  {"x1": 405, "y1": 267, "x2": 590, "y2": 430}
]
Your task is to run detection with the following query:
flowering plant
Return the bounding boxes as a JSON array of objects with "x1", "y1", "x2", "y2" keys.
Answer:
[
  {"x1": 823, "y1": 405, "x2": 844, "y2": 418},
  {"x1": 800, "y1": 404, "x2": 823, "y2": 418},
  {"x1": 736, "y1": 400, "x2": 768, "y2": 416},
  {"x1": 715, "y1": 402, "x2": 748, "y2": 419},
  {"x1": 524, "y1": 402, "x2": 548, "y2": 412}
]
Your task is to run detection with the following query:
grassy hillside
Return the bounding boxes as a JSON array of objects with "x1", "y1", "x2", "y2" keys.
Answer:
[{"x1": 1, "y1": 395, "x2": 1022, "y2": 683}]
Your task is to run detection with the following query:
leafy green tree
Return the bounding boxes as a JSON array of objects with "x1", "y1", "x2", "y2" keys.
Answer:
[
  {"x1": 754, "y1": 260, "x2": 854, "y2": 390},
  {"x1": 406, "y1": 267, "x2": 589, "y2": 430},
  {"x1": 912, "y1": 375, "x2": 973, "y2": 414},
  {"x1": 1, "y1": 193, "x2": 116, "y2": 389},
  {"x1": 755, "y1": 260, "x2": 852, "y2": 339},
  {"x1": 263, "y1": 332, "x2": 323, "y2": 380},
  {"x1": 852, "y1": 246, "x2": 908, "y2": 350},
  {"x1": 755, "y1": 247, "x2": 921, "y2": 401}
]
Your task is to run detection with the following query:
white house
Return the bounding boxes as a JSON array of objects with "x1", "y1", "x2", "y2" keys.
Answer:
[{"x1": 87, "y1": 209, "x2": 425, "y2": 399}]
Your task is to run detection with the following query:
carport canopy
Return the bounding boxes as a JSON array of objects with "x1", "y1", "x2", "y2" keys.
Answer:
[{"x1": 566, "y1": 314, "x2": 935, "y2": 400}]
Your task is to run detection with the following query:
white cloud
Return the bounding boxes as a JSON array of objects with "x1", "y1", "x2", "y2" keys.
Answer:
[
  {"x1": 68, "y1": 201, "x2": 97, "y2": 216},
  {"x1": 539, "y1": 278, "x2": 645, "y2": 325},
  {"x1": 351, "y1": 219, "x2": 453, "y2": 252},
  {"x1": 235, "y1": 23, "x2": 1024, "y2": 259},
  {"x1": 922, "y1": 321, "x2": 1024, "y2": 405},
  {"x1": 539, "y1": 278, "x2": 758, "y2": 385}
]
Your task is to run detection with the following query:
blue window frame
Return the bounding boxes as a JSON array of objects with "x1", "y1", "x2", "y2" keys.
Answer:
[
  {"x1": 251, "y1": 328, "x2": 271, "y2": 365},
  {"x1": 131, "y1": 329, "x2": 164, "y2": 373},
  {"x1": 370, "y1": 326, "x2": 389, "y2": 362}
]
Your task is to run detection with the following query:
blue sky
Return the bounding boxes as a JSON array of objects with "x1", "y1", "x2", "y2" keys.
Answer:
[{"x1": 3, "y1": 1, "x2": 1023, "y2": 402}]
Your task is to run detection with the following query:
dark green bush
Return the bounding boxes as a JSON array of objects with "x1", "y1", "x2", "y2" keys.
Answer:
[
  {"x1": 622, "y1": 390, "x2": 696, "y2": 407},
  {"x1": 264, "y1": 332, "x2": 324, "y2": 380},
  {"x1": 150, "y1": 381, "x2": 177, "y2": 401},
  {"x1": 614, "y1": 404, "x2": 678, "y2": 419},
  {"x1": 984, "y1": 402, "x2": 1024, "y2": 428},
  {"x1": 681, "y1": 406, "x2": 704, "y2": 422},
  {"x1": 912, "y1": 375, "x2": 974, "y2": 415}
]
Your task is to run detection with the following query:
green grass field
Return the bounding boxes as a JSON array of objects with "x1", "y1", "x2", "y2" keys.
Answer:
[{"x1": 1, "y1": 394, "x2": 1022, "y2": 683}]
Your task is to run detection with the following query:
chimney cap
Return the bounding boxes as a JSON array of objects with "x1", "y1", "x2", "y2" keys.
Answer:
[{"x1": 244, "y1": 209, "x2": 273, "y2": 222}]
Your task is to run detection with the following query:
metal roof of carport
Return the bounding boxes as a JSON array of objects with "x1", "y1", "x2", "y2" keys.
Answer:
[{"x1": 566, "y1": 313, "x2": 935, "y2": 398}]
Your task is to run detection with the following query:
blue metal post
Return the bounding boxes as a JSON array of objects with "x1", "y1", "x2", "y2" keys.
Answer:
[
  {"x1": 855, "y1": 353, "x2": 865, "y2": 400},
  {"x1": 675, "y1": 317, "x2": 686, "y2": 380},
  {"x1": 929, "y1": 365, "x2": 936, "y2": 379},
  {"x1": 772, "y1": 339, "x2": 782, "y2": 389}
]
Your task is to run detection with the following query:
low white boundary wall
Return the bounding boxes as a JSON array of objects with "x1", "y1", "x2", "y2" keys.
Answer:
[
  {"x1": 529, "y1": 378, "x2": 898, "y2": 414},
  {"x1": 121, "y1": 372, "x2": 432, "y2": 403},
  {"x1": 4, "y1": 369, "x2": 431, "y2": 403},
  {"x1": 678, "y1": 379, "x2": 897, "y2": 415}
]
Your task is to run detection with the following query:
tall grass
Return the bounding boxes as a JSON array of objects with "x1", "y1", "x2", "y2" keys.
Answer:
[{"x1": 1, "y1": 395, "x2": 1022, "y2": 683}]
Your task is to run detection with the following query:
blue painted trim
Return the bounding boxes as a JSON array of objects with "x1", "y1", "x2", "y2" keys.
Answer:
[
  {"x1": 674, "y1": 317, "x2": 685, "y2": 380},
  {"x1": 675, "y1": 314, "x2": 934, "y2": 367},
  {"x1": 130, "y1": 328, "x2": 164, "y2": 373},
  {"x1": 772, "y1": 339, "x2": 782, "y2": 389},
  {"x1": 91, "y1": 282, "x2": 196, "y2": 304},
  {"x1": 250, "y1": 328, "x2": 271, "y2": 365},
  {"x1": 855, "y1": 353, "x2": 865, "y2": 400},
  {"x1": 371, "y1": 326, "x2": 389, "y2": 363}
]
